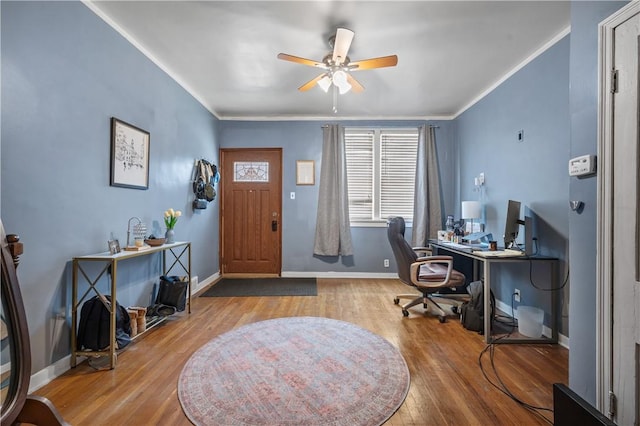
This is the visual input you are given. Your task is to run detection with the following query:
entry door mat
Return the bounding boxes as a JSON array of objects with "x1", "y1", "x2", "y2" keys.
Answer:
[
  {"x1": 200, "y1": 277, "x2": 317, "y2": 297},
  {"x1": 178, "y1": 317, "x2": 410, "y2": 425}
]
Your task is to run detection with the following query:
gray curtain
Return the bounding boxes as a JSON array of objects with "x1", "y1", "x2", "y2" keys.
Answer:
[
  {"x1": 313, "y1": 124, "x2": 353, "y2": 256},
  {"x1": 411, "y1": 124, "x2": 442, "y2": 247}
]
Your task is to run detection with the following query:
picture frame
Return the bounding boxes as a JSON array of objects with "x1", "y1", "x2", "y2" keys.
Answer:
[
  {"x1": 110, "y1": 117, "x2": 150, "y2": 190},
  {"x1": 108, "y1": 239, "x2": 121, "y2": 255},
  {"x1": 296, "y1": 160, "x2": 315, "y2": 185}
]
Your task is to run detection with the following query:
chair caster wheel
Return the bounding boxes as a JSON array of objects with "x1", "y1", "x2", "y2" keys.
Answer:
[
  {"x1": 451, "y1": 306, "x2": 459, "y2": 315},
  {"x1": 439, "y1": 316, "x2": 446, "y2": 323},
  {"x1": 394, "y1": 298, "x2": 400, "y2": 305},
  {"x1": 402, "y1": 309, "x2": 409, "y2": 317}
]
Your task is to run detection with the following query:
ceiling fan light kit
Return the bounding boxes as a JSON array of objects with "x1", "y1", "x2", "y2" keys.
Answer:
[{"x1": 277, "y1": 27, "x2": 398, "y2": 112}]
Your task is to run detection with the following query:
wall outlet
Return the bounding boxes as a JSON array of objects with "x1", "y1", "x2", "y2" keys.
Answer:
[
  {"x1": 514, "y1": 289, "x2": 521, "y2": 303},
  {"x1": 191, "y1": 276, "x2": 199, "y2": 291},
  {"x1": 384, "y1": 259, "x2": 390, "y2": 268}
]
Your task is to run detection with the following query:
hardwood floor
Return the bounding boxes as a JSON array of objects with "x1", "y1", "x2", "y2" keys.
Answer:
[{"x1": 35, "y1": 278, "x2": 567, "y2": 425}]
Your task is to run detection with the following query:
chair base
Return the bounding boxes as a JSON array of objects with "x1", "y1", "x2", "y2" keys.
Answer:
[{"x1": 394, "y1": 293, "x2": 468, "y2": 321}]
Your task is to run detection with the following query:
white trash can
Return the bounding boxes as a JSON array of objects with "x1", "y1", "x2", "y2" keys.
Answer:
[{"x1": 518, "y1": 306, "x2": 544, "y2": 338}]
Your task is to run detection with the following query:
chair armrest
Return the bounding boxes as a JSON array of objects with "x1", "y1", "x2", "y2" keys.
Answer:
[
  {"x1": 409, "y1": 256, "x2": 454, "y2": 288},
  {"x1": 412, "y1": 246, "x2": 432, "y2": 257}
]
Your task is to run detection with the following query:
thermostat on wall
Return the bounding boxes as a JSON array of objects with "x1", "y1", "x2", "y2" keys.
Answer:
[{"x1": 569, "y1": 154, "x2": 597, "y2": 177}]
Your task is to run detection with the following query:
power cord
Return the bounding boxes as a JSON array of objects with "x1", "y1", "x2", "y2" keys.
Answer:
[
  {"x1": 477, "y1": 293, "x2": 555, "y2": 424},
  {"x1": 519, "y1": 236, "x2": 569, "y2": 292},
  {"x1": 528, "y1": 259, "x2": 569, "y2": 292}
]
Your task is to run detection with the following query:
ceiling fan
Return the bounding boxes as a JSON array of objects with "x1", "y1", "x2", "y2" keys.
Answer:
[{"x1": 277, "y1": 28, "x2": 398, "y2": 96}]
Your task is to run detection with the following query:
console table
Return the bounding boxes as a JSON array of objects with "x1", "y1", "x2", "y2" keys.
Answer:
[
  {"x1": 430, "y1": 240, "x2": 559, "y2": 344},
  {"x1": 71, "y1": 241, "x2": 191, "y2": 369}
]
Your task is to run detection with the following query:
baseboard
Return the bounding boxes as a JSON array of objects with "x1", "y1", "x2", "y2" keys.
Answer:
[
  {"x1": 494, "y1": 298, "x2": 569, "y2": 349},
  {"x1": 29, "y1": 354, "x2": 74, "y2": 393},
  {"x1": 191, "y1": 272, "x2": 220, "y2": 295},
  {"x1": 281, "y1": 271, "x2": 398, "y2": 279}
]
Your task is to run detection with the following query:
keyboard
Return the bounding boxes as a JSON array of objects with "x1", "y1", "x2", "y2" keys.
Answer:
[
  {"x1": 472, "y1": 249, "x2": 525, "y2": 258},
  {"x1": 436, "y1": 241, "x2": 473, "y2": 251}
]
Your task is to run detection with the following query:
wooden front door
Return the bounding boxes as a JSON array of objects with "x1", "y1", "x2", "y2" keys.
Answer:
[{"x1": 220, "y1": 148, "x2": 282, "y2": 276}]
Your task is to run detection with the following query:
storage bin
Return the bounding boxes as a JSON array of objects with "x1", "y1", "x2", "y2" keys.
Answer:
[{"x1": 518, "y1": 306, "x2": 544, "y2": 338}]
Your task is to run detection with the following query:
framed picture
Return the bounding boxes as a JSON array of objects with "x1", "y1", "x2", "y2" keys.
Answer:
[
  {"x1": 108, "y1": 239, "x2": 121, "y2": 255},
  {"x1": 110, "y1": 117, "x2": 150, "y2": 189},
  {"x1": 296, "y1": 160, "x2": 315, "y2": 185}
]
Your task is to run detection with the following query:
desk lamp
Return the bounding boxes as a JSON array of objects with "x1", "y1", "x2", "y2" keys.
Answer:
[{"x1": 461, "y1": 201, "x2": 481, "y2": 235}]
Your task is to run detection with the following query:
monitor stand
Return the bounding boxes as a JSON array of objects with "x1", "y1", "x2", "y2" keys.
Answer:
[{"x1": 524, "y1": 216, "x2": 534, "y2": 255}]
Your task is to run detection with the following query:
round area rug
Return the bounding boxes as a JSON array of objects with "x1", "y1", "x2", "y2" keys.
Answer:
[{"x1": 178, "y1": 316, "x2": 410, "y2": 426}]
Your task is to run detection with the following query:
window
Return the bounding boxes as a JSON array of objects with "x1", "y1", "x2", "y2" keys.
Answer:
[{"x1": 344, "y1": 128, "x2": 418, "y2": 223}]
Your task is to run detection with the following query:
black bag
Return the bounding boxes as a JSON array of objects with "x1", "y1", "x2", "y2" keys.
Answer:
[
  {"x1": 156, "y1": 275, "x2": 188, "y2": 312},
  {"x1": 77, "y1": 295, "x2": 131, "y2": 351},
  {"x1": 460, "y1": 280, "x2": 495, "y2": 333}
]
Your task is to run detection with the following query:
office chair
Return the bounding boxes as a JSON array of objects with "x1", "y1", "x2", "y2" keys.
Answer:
[{"x1": 387, "y1": 217, "x2": 467, "y2": 322}]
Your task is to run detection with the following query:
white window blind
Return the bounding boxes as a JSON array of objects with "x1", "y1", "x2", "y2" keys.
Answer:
[{"x1": 344, "y1": 128, "x2": 418, "y2": 223}]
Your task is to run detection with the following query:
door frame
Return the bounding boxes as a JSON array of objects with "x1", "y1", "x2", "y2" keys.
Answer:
[
  {"x1": 596, "y1": 0, "x2": 640, "y2": 417},
  {"x1": 219, "y1": 148, "x2": 283, "y2": 277}
]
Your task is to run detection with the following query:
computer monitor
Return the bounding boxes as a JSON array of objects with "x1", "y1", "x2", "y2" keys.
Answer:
[{"x1": 503, "y1": 200, "x2": 524, "y2": 249}]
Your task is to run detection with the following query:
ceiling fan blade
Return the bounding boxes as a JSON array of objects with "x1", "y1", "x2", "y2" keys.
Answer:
[
  {"x1": 350, "y1": 55, "x2": 398, "y2": 71},
  {"x1": 277, "y1": 53, "x2": 326, "y2": 68},
  {"x1": 346, "y1": 74, "x2": 365, "y2": 93},
  {"x1": 332, "y1": 28, "x2": 354, "y2": 65},
  {"x1": 298, "y1": 74, "x2": 327, "y2": 92}
]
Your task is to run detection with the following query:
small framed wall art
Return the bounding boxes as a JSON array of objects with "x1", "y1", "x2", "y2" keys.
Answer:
[
  {"x1": 296, "y1": 160, "x2": 315, "y2": 185},
  {"x1": 110, "y1": 117, "x2": 150, "y2": 190}
]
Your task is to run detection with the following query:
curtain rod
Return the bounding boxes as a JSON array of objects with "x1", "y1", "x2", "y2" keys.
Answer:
[{"x1": 321, "y1": 124, "x2": 440, "y2": 128}]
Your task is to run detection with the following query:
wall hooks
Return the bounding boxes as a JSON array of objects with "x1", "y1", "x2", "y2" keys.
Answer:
[{"x1": 569, "y1": 200, "x2": 585, "y2": 213}]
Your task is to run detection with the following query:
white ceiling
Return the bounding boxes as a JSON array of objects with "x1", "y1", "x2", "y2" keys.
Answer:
[{"x1": 86, "y1": 1, "x2": 571, "y2": 120}]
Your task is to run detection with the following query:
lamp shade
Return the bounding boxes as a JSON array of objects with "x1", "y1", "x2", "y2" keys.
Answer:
[
  {"x1": 461, "y1": 201, "x2": 481, "y2": 219},
  {"x1": 317, "y1": 75, "x2": 331, "y2": 92}
]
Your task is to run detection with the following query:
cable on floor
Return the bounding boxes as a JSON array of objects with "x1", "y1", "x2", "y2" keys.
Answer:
[{"x1": 477, "y1": 293, "x2": 555, "y2": 424}]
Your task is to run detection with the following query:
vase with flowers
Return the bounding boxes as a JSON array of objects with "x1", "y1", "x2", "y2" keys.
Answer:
[{"x1": 164, "y1": 208, "x2": 182, "y2": 243}]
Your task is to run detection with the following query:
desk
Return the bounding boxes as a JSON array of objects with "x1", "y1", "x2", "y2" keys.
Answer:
[
  {"x1": 430, "y1": 241, "x2": 558, "y2": 344},
  {"x1": 71, "y1": 241, "x2": 191, "y2": 369}
]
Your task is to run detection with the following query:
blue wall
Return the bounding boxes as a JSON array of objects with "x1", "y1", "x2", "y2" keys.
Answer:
[
  {"x1": 1, "y1": 2, "x2": 220, "y2": 372},
  {"x1": 220, "y1": 120, "x2": 458, "y2": 274},
  {"x1": 455, "y1": 36, "x2": 571, "y2": 336},
  {"x1": 567, "y1": 0, "x2": 628, "y2": 404},
  {"x1": 1, "y1": 0, "x2": 630, "y2": 405}
]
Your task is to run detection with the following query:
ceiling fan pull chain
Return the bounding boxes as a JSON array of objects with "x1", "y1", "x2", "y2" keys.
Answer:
[{"x1": 332, "y1": 85, "x2": 338, "y2": 114}]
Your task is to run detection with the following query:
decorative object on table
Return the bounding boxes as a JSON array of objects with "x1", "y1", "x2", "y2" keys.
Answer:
[
  {"x1": 125, "y1": 217, "x2": 148, "y2": 251},
  {"x1": 144, "y1": 237, "x2": 166, "y2": 247},
  {"x1": 178, "y1": 317, "x2": 409, "y2": 426},
  {"x1": 164, "y1": 208, "x2": 181, "y2": 243},
  {"x1": 192, "y1": 159, "x2": 219, "y2": 209},
  {"x1": 461, "y1": 200, "x2": 482, "y2": 234},
  {"x1": 107, "y1": 239, "x2": 121, "y2": 255},
  {"x1": 110, "y1": 117, "x2": 150, "y2": 190}
]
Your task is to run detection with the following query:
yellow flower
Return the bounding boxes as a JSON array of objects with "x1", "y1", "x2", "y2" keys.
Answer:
[{"x1": 164, "y1": 208, "x2": 181, "y2": 230}]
